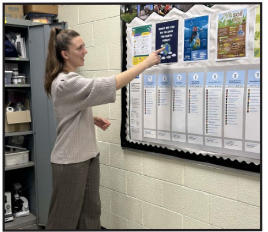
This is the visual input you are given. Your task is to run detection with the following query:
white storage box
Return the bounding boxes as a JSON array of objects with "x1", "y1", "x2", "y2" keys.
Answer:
[{"x1": 5, "y1": 150, "x2": 29, "y2": 166}]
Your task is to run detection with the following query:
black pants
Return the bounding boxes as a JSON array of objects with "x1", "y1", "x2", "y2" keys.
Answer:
[{"x1": 46, "y1": 154, "x2": 101, "y2": 229}]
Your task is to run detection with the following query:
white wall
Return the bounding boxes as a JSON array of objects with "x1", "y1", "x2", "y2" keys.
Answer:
[{"x1": 58, "y1": 5, "x2": 260, "y2": 229}]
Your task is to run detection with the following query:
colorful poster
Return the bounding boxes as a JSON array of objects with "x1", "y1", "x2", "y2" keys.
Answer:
[
  {"x1": 132, "y1": 25, "x2": 152, "y2": 65},
  {"x1": 217, "y1": 9, "x2": 248, "y2": 60},
  {"x1": 155, "y1": 20, "x2": 178, "y2": 63},
  {"x1": 183, "y1": 15, "x2": 209, "y2": 62},
  {"x1": 245, "y1": 70, "x2": 260, "y2": 141},
  {"x1": 254, "y1": 5, "x2": 260, "y2": 58}
]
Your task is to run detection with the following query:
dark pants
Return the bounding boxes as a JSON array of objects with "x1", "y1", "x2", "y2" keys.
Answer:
[{"x1": 46, "y1": 154, "x2": 101, "y2": 230}]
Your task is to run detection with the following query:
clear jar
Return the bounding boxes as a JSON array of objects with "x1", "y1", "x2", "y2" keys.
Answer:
[{"x1": 12, "y1": 68, "x2": 19, "y2": 77}]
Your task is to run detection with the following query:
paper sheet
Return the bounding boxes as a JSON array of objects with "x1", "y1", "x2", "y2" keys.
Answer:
[
  {"x1": 172, "y1": 73, "x2": 186, "y2": 133},
  {"x1": 188, "y1": 72, "x2": 204, "y2": 135}
]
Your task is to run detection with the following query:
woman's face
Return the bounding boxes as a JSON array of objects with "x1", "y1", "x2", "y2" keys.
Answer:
[{"x1": 64, "y1": 36, "x2": 87, "y2": 68}]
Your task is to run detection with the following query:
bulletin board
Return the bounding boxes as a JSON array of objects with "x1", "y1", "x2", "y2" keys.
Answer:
[{"x1": 121, "y1": 4, "x2": 261, "y2": 172}]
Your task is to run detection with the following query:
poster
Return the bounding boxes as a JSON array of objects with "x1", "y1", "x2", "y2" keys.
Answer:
[
  {"x1": 132, "y1": 25, "x2": 152, "y2": 65},
  {"x1": 245, "y1": 70, "x2": 260, "y2": 141},
  {"x1": 183, "y1": 15, "x2": 209, "y2": 62},
  {"x1": 205, "y1": 72, "x2": 224, "y2": 138},
  {"x1": 157, "y1": 74, "x2": 171, "y2": 131},
  {"x1": 156, "y1": 20, "x2": 178, "y2": 63},
  {"x1": 172, "y1": 73, "x2": 186, "y2": 133},
  {"x1": 129, "y1": 75, "x2": 142, "y2": 141},
  {"x1": 224, "y1": 70, "x2": 245, "y2": 139},
  {"x1": 144, "y1": 74, "x2": 157, "y2": 138},
  {"x1": 254, "y1": 5, "x2": 260, "y2": 58},
  {"x1": 216, "y1": 9, "x2": 248, "y2": 60},
  {"x1": 188, "y1": 72, "x2": 204, "y2": 135}
]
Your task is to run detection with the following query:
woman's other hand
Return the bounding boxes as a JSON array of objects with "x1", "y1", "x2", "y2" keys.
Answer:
[{"x1": 94, "y1": 116, "x2": 111, "y2": 131}]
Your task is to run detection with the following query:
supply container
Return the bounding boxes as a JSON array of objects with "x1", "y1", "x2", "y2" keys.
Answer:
[
  {"x1": 5, "y1": 71, "x2": 13, "y2": 84},
  {"x1": 11, "y1": 75, "x2": 26, "y2": 84},
  {"x1": 5, "y1": 146, "x2": 29, "y2": 166}
]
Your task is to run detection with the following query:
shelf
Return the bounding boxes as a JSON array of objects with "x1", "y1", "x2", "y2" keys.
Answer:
[
  {"x1": 5, "y1": 17, "x2": 31, "y2": 27},
  {"x1": 5, "y1": 213, "x2": 36, "y2": 230},
  {"x1": 5, "y1": 57, "x2": 30, "y2": 61},
  {"x1": 5, "y1": 162, "x2": 35, "y2": 171},
  {"x1": 5, "y1": 131, "x2": 34, "y2": 137},
  {"x1": 5, "y1": 84, "x2": 31, "y2": 88}
]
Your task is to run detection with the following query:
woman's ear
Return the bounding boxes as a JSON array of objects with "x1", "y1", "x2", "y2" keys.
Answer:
[{"x1": 61, "y1": 51, "x2": 69, "y2": 60}]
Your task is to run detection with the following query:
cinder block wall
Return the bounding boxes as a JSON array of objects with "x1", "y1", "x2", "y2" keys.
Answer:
[{"x1": 58, "y1": 5, "x2": 260, "y2": 229}]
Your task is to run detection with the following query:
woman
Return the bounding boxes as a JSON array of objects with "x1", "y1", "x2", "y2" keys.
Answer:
[{"x1": 44, "y1": 27, "x2": 164, "y2": 229}]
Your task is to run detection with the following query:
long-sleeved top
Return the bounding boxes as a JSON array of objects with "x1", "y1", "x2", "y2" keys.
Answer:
[{"x1": 50, "y1": 72, "x2": 116, "y2": 164}]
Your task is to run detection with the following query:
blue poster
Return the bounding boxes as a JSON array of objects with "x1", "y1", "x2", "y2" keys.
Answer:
[
  {"x1": 184, "y1": 15, "x2": 209, "y2": 62},
  {"x1": 156, "y1": 20, "x2": 178, "y2": 63}
]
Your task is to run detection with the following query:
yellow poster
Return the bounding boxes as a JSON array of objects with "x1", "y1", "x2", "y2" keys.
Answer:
[
  {"x1": 254, "y1": 5, "x2": 260, "y2": 58},
  {"x1": 132, "y1": 25, "x2": 152, "y2": 65}
]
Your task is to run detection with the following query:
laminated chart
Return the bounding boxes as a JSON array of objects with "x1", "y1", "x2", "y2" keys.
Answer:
[
  {"x1": 157, "y1": 74, "x2": 171, "y2": 140},
  {"x1": 144, "y1": 74, "x2": 157, "y2": 138},
  {"x1": 172, "y1": 73, "x2": 187, "y2": 143},
  {"x1": 188, "y1": 72, "x2": 204, "y2": 145},
  {"x1": 132, "y1": 25, "x2": 152, "y2": 65},
  {"x1": 217, "y1": 9, "x2": 248, "y2": 60},
  {"x1": 224, "y1": 70, "x2": 245, "y2": 151},
  {"x1": 205, "y1": 72, "x2": 224, "y2": 148},
  {"x1": 245, "y1": 70, "x2": 260, "y2": 153},
  {"x1": 130, "y1": 75, "x2": 142, "y2": 141}
]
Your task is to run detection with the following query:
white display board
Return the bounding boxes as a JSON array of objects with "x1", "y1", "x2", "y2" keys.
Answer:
[{"x1": 125, "y1": 4, "x2": 260, "y2": 164}]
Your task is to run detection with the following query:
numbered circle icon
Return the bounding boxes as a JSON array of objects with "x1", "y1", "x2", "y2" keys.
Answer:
[
  {"x1": 162, "y1": 75, "x2": 167, "y2": 81},
  {"x1": 177, "y1": 75, "x2": 182, "y2": 81},
  {"x1": 193, "y1": 74, "x2": 198, "y2": 80},
  {"x1": 148, "y1": 76, "x2": 152, "y2": 82},
  {"x1": 255, "y1": 71, "x2": 260, "y2": 79},
  {"x1": 232, "y1": 72, "x2": 239, "y2": 79},
  {"x1": 212, "y1": 73, "x2": 218, "y2": 80}
]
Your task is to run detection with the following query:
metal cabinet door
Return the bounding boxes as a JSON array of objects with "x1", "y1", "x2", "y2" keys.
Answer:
[{"x1": 28, "y1": 22, "x2": 67, "y2": 226}]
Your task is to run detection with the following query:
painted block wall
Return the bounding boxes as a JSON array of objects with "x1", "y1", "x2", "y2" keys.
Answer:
[{"x1": 58, "y1": 5, "x2": 260, "y2": 229}]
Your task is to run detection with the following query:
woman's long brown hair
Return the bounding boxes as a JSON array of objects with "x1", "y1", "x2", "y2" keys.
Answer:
[{"x1": 44, "y1": 28, "x2": 80, "y2": 97}]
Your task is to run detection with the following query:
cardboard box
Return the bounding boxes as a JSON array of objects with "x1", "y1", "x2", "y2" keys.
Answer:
[
  {"x1": 23, "y1": 5, "x2": 58, "y2": 15},
  {"x1": 5, "y1": 5, "x2": 24, "y2": 19},
  {"x1": 5, "y1": 99, "x2": 31, "y2": 133}
]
